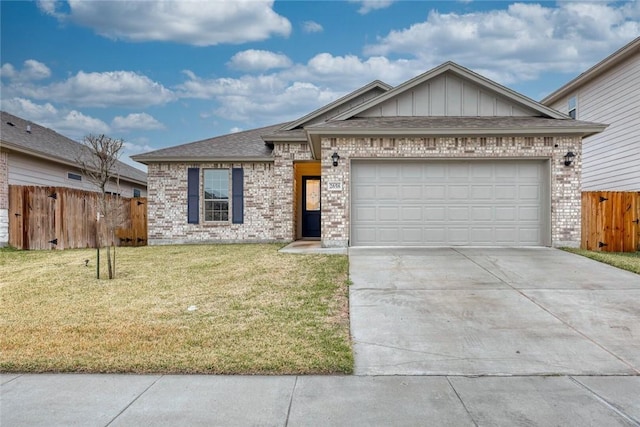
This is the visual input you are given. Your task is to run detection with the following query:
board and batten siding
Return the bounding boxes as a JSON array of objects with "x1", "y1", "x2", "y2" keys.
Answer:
[
  {"x1": 7, "y1": 151, "x2": 146, "y2": 198},
  {"x1": 547, "y1": 53, "x2": 640, "y2": 191},
  {"x1": 359, "y1": 72, "x2": 539, "y2": 118}
]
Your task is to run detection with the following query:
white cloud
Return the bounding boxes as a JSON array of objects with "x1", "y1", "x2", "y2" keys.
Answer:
[
  {"x1": 363, "y1": 2, "x2": 640, "y2": 84},
  {"x1": 11, "y1": 70, "x2": 175, "y2": 108},
  {"x1": 0, "y1": 60, "x2": 51, "y2": 82},
  {"x1": 112, "y1": 113, "x2": 165, "y2": 131},
  {"x1": 302, "y1": 21, "x2": 323, "y2": 33},
  {"x1": 229, "y1": 127, "x2": 243, "y2": 133},
  {"x1": 40, "y1": 0, "x2": 291, "y2": 46},
  {"x1": 227, "y1": 50, "x2": 293, "y2": 71},
  {"x1": 180, "y1": 70, "x2": 342, "y2": 124},
  {"x1": 350, "y1": 0, "x2": 395, "y2": 15},
  {"x1": 1, "y1": 97, "x2": 110, "y2": 138}
]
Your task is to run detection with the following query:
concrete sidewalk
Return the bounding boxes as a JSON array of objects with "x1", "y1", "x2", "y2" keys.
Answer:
[{"x1": 2, "y1": 373, "x2": 639, "y2": 426}]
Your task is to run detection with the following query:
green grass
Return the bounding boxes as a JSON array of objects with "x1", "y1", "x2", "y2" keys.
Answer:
[
  {"x1": 562, "y1": 248, "x2": 640, "y2": 274},
  {"x1": 0, "y1": 244, "x2": 352, "y2": 374}
]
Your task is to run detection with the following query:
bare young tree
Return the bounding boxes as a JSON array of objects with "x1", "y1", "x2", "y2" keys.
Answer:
[{"x1": 77, "y1": 134, "x2": 125, "y2": 279}]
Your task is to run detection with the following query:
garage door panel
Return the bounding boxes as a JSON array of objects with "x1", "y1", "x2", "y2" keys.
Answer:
[
  {"x1": 449, "y1": 228, "x2": 470, "y2": 243},
  {"x1": 519, "y1": 185, "x2": 540, "y2": 199},
  {"x1": 378, "y1": 185, "x2": 400, "y2": 199},
  {"x1": 519, "y1": 206, "x2": 540, "y2": 221},
  {"x1": 425, "y1": 164, "x2": 447, "y2": 178},
  {"x1": 401, "y1": 185, "x2": 422, "y2": 200},
  {"x1": 471, "y1": 163, "x2": 493, "y2": 178},
  {"x1": 401, "y1": 206, "x2": 422, "y2": 221},
  {"x1": 379, "y1": 206, "x2": 399, "y2": 221},
  {"x1": 425, "y1": 206, "x2": 446, "y2": 221},
  {"x1": 378, "y1": 227, "x2": 401, "y2": 243},
  {"x1": 519, "y1": 163, "x2": 541, "y2": 178},
  {"x1": 448, "y1": 207, "x2": 469, "y2": 221},
  {"x1": 519, "y1": 228, "x2": 541, "y2": 244},
  {"x1": 495, "y1": 185, "x2": 517, "y2": 199},
  {"x1": 495, "y1": 206, "x2": 516, "y2": 221},
  {"x1": 425, "y1": 185, "x2": 446, "y2": 199},
  {"x1": 471, "y1": 185, "x2": 493, "y2": 200},
  {"x1": 354, "y1": 206, "x2": 377, "y2": 221},
  {"x1": 401, "y1": 228, "x2": 423, "y2": 243},
  {"x1": 470, "y1": 207, "x2": 493, "y2": 221},
  {"x1": 449, "y1": 186, "x2": 469, "y2": 199},
  {"x1": 354, "y1": 184, "x2": 376, "y2": 199},
  {"x1": 470, "y1": 227, "x2": 493, "y2": 243},
  {"x1": 351, "y1": 160, "x2": 550, "y2": 246},
  {"x1": 496, "y1": 164, "x2": 517, "y2": 178}
]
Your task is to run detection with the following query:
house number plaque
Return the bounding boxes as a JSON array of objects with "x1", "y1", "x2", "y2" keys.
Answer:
[{"x1": 328, "y1": 182, "x2": 343, "y2": 191}]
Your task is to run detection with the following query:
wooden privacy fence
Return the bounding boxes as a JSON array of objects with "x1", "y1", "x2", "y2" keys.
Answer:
[
  {"x1": 582, "y1": 191, "x2": 640, "y2": 252},
  {"x1": 8, "y1": 185, "x2": 147, "y2": 250}
]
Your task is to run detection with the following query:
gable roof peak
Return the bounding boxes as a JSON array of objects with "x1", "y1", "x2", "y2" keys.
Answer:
[
  {"x1": 332, "y1": 61, "x2": 567, "y2": 121},
  {"x1": 280, "y1": 79, "x2": 392, "y2": 131}
]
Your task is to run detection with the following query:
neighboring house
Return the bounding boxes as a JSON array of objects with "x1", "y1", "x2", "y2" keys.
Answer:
[
  {"x1": 133, "y1": 61, "x2": 605, "y2": 248},
  {"x1": 542, "y1": 37, "x2": 640, "y2": 191},
  {"x1": 0, "y1": 111, "x2": 147, "y2": 247}
]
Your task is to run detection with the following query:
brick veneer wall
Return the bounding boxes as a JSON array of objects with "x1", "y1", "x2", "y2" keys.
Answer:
[
  {"x1": 0, "y1": 150, "x2": 8, "y2": 246},
  {"x1": 147, "y1": 162, "x2": 279, "y2": 244},
  {"x1": 320, "y1": 135, "x2": 582, "y2": 248}
]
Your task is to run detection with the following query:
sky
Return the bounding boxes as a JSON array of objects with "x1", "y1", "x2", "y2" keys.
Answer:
[{"x1": 1, "y1": 1, "x2": 639, "y2": 171}]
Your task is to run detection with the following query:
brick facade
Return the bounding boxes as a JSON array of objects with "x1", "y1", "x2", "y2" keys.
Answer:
[
  {"x1": 320, "y1": 135, "x2": 582, "y2": 248},
  {"x1": 147, "y1": 161, "x2": 279, "y2": 244},
  {"x1": 147, "y1": 135, "x2": 582, "y2": 248}
]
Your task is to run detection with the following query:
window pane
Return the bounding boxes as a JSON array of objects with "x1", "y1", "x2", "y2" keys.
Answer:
[
  {"x1": 203, "y1": 169, "x2": 229, "y2": 221},
  {"x1": 305, "y1": 179, "x2": 321, "y2": 211}
]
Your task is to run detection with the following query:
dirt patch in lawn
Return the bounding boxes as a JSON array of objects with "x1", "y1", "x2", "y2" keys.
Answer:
[{"x1": 0, "y1": 244, "x2": 352, "y2": 374}]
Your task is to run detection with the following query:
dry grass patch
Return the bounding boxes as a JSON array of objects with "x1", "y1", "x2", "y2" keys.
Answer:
[
  {"x1": 0, "y1": 244, "x2": 352, "y2": 374},
  {"x1": 562, "y1": 248, "x2": 640, "y2": 274}
]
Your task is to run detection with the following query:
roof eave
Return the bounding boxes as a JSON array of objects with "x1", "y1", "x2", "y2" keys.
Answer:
[
  {"x1": 131, "y1": 156, "x2": 274, "y2": 164},
  {"x1": 306, "y1": 125, "x2": 608, "y2": 138},
  {"x1": 261, "y1": 135, "x2": 308, "y2": 143}
]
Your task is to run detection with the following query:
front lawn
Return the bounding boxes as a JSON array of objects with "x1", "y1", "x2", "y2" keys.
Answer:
[
  {"x1": 0, "y1": 244, "x2": 352, "y2": 374},
  {"x1": 562, "y1": 248, "x2": 640, "y2": 274}
]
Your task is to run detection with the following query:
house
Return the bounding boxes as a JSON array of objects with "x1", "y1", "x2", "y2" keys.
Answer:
[
  {"x1": 0, "y1": 111, "x2": 147, "y2": 247},
  {"x1": 132, "y1": 62, "x2": 606, "y2": 248},
  {"x1": 542, "y1": 37, "x2": 640, "y2": 191}
]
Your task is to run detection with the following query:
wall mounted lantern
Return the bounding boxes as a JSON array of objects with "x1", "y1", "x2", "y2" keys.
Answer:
[
  {"x1": 564, "y1": 151, "x2": 576, "y2": 166},
  {"x1": 331, "y1": 152, "x2": 340, "y2": 167}
]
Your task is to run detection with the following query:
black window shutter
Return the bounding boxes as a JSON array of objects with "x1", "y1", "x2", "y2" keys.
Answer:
[
  {"x1": 187, "y1": 168, "x2": 199, "y2": 224},
  {"x1": 232, "y1": 168, "x2": 244, "y2": 224}
]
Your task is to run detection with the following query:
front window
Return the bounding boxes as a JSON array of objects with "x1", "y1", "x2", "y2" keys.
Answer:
[{"x1": 204, "y1": 169, "x2": 229, "y2": 221}]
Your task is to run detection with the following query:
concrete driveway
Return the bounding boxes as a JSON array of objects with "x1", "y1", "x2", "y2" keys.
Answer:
[{"x1": 349, "y1": 247, "x2": 640, "y2": 376}]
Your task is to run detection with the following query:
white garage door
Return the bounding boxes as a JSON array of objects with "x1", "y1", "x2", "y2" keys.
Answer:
[{"x1": 351, "y1": 160, "x2": 550, "y2": 246}]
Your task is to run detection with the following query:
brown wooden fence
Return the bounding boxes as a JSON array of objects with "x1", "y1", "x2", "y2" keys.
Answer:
[
  {"x1": 582, "y1": 191, "x2": 640, "y2": 252},
  {"x1": 8, "y1": 185, "x2": 147, "y2": 250}
]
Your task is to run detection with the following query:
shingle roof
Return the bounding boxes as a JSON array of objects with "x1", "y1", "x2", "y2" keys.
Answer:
[
  {"x1": 1, "y1": 111, "x2": 147, "y2": 185},
  {"x1": 132, "y1": 122, "x2": 284, "y2": 163}
]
